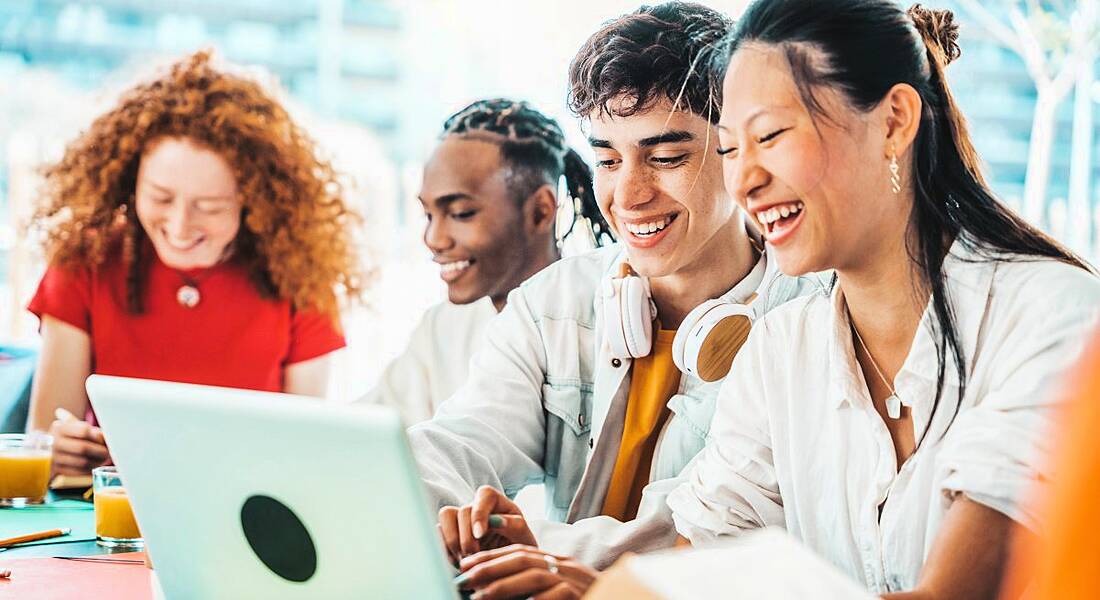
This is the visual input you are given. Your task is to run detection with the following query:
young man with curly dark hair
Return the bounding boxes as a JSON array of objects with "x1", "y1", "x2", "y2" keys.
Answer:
[{"x1": 408, "y1": 4, "x2": 820, "y2": 596}]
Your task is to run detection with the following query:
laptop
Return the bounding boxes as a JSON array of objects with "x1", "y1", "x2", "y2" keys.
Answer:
[{"x1": 86, "y1": 375, "x2": 460, "y2": 599}]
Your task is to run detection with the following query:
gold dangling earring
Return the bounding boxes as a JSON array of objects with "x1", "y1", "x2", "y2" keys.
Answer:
[{"x1": 889, "y1": 144, "x2": 901, "y2": 195}]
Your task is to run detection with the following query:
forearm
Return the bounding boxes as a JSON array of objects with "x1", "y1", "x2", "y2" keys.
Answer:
[
  {"x1": 410, "y1": 412, "x2": 548, "y2": 512},
  {"x1": 28, "y1": 318, "x2": 92, "y2": 431},
  {"x1": 27, "y1": 386, "x2": 70, "y2": 432}
]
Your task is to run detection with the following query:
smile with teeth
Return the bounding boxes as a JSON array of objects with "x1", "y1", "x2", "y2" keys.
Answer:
[
  {"x1": 624, "y1": 215, "x2": 675, "y2": 237},
  {"x1": 755, "y1": 201, "x2": 804, "y2": 230},
  {"x1": 440, "y1": 260, "x2": 472, "y2": 274},
  {"x1": 161, "y1": 231, "x2": 203, "y2": 251}
]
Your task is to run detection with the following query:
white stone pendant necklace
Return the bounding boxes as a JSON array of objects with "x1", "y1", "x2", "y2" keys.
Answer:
[{"x1": 849, "y1": 310, "x2": 903, "y2": 419}]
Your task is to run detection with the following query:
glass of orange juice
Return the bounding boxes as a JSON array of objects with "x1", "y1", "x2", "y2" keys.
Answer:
[
  {"x1": 0, "y1": 433, "x2": 53, "y2": 507},
  {"x1": 93, "y1": 466, "x2": 143, "y2": 548}
]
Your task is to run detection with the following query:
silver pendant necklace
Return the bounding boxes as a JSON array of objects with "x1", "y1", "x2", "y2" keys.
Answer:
[
  {"x1": 173, "y1": 269, "x2": 214, "y2": 309},
  {"x1": 176, "y1": 282, "x2": 201, "y2": 308},
  {"x1": 849, "y1": 308, "x2": 903, "y2": 419}
]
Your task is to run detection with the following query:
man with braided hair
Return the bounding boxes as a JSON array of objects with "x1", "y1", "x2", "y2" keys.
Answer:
[{"x1": 362, "y1": 98, "x2": 609, "y2": 424}]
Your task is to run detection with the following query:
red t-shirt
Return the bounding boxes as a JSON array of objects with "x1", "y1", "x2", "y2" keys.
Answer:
[{"x1": 28, "y1": 253, "x2": 345, "y2": 423}]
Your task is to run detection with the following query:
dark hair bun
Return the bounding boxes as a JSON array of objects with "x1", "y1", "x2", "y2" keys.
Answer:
[{"x1": 908, "y1": 4, "x2": 961, "y2": 66}]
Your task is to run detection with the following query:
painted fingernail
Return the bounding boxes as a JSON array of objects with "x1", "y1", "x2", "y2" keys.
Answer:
[
  {"x1": 472, "y1": 522, "x2": 485, "y2": 539},
  {"x1": 453, "y1": 573, "x2": 469, "y2": 588},
  {"x1": 488, "y1": 515, "x2": 504, "y2": 528}
]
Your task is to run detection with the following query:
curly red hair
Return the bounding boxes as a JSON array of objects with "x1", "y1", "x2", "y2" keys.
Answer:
[{"x1": 33, "y1": 50, "x2": 363, "y2": 321}]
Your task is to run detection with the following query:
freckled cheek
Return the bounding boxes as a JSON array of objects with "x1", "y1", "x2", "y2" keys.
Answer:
[{"x1": 660, "y1": 169, "x2": 694, "y2": 200}]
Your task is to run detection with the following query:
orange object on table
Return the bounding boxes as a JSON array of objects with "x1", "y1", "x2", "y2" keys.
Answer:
[
  {"x1": 0, "y1": 528, "x2": 70, "y2": 548},
  {"x1": 94, "y1": 487, "x2": 142, "y2": 540},
  {"x1": 0, "y1": 453, "x2": 51, "y2": 501},
  {"x1": 1000, "y1": 335, "x2": 1100, "y2": 599}
]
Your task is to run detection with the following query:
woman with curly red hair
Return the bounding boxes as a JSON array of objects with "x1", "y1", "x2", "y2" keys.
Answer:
[{"x1": 25, "y1": 50, "x2": 364, "y2": 475}]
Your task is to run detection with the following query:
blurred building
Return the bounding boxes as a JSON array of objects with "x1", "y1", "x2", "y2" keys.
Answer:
[
  {"x1": 950, "y1": 36, "x2": 1042, "y2": 203},
  {"x1": 943, "y1": 1, "x2": 1100, "y2": 240},
  {"x1": 0, "y1": 0, "x2": 401, "y2": 129}
]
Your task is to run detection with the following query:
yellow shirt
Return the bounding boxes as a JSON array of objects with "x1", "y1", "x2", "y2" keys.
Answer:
[{"x1": 601, "y1": 328, "x2": 680, "y2": 521}]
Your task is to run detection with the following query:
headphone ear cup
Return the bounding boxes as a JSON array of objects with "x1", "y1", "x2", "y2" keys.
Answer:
[
  {"x1": 672, "y1": 299, "x2": 723, "y2": 376},
  {"x1": 697, "y1": 312, "x2": 752, "y2": 382},
  {"x1": 620, "y1": 276, "x2": 653, "y2": 357},
  {"x1": 602, "y1": 279, "x2": 631, "y2": 359},
  {"x1": 675, "y1": 302, "x2": 755, "y2": 382}
]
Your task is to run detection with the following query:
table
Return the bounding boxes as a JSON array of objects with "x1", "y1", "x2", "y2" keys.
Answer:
[
  {"x1": 0, "y1": 492, "x2": 157, "y2": 599},
  {"x1": 0, "y1": 493, "x2": 103, "y2": 559}
]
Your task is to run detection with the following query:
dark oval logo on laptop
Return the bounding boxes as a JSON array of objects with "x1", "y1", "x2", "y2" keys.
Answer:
[{"x1": 240, "y1": 494, "x2": 317, "y2": 583}]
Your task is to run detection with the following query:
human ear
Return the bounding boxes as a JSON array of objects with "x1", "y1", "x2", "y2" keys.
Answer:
[
  {"x1": 880, "y1": 83, "x2": 923, "y2": 158},
  {"x1": 525, "y1": 184, "x2": 557, "y2": 235}
]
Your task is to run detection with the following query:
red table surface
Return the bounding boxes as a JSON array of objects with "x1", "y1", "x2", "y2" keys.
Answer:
[{"x1": 0, "y1": 552, "x2": 153, "y2": 599}]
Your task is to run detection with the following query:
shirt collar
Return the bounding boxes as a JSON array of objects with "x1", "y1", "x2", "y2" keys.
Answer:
[
  {"x1": 898, "y1": 240, "x2": 998, "y2": 386},
  {"x1": 827, "y1": 238, "x2": 999, "y2": 411},
  {"x1": 827, "y1": 286, "x2": 869, "y2": 410},
  {"x1": 606, "y1": 243, "x2": 769, "y2": 308}
]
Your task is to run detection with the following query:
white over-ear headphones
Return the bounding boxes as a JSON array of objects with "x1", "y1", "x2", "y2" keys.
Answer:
[
  {"x1": 602, "y1": 262, "x2": 658, "y2": 358},
  {"x1": 602, "y1": 251, "x2": 774, "y2": 382}
]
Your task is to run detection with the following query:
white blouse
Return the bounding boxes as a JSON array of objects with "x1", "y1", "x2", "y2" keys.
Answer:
[{"x1": 667, "y1": 243, "x2": 1100, "y2": 594}]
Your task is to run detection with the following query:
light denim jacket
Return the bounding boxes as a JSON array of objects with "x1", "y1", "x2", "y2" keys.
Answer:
[{"x1": 408, "y1": 244, "x2": 823, "y2": 568}]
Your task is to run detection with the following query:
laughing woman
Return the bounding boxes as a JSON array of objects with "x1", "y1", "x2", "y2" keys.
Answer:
[
  {"x1": 26, "y1": 51, "x2": 362, "y2": 475},
  {"x1": 667, "y1": 1, "x2": 1100, "y2": 599}
]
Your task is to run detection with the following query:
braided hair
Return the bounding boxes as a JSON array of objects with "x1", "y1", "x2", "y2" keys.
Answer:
[{"x1": 442, "y1": 98, "x2": 614, "y2": 248}]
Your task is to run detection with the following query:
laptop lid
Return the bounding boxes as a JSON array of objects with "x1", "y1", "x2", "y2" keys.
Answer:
[{"x1": 86, "y1": 375, "x2": 459, "y2": 599}]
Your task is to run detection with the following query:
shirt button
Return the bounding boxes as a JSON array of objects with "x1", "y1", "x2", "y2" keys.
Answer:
[
  {"x1": 611, "y1": 358, "x2": 622, "y2": 368},
  {"x1": 578, "y1": 413, "x2": 586, "y2": 427},
  {"x1": 588, "y1": 438, "x2": 594, "y2": 449}
]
